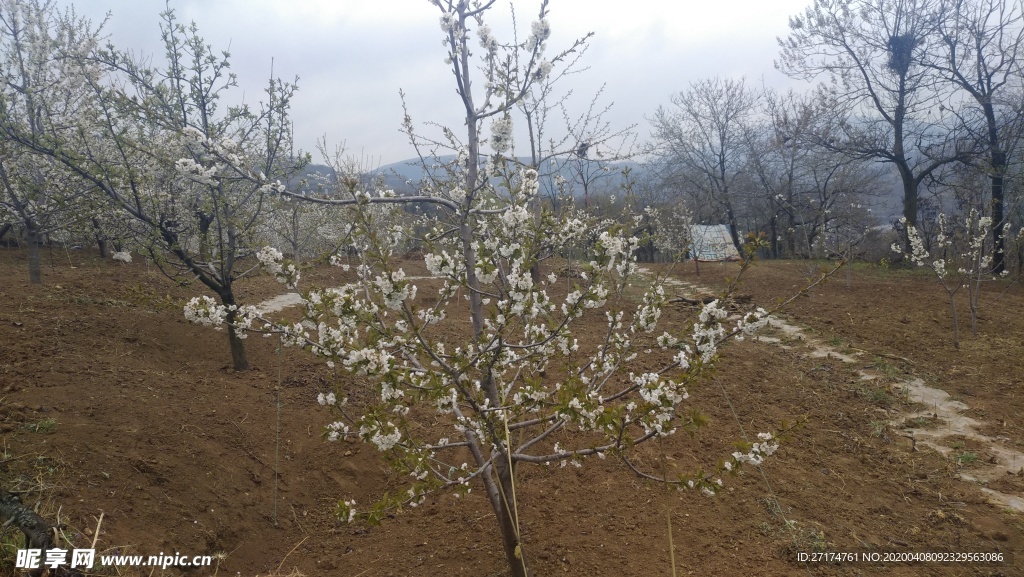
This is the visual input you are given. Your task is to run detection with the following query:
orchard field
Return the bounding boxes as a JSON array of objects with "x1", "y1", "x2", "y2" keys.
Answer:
[
  {"x1": 4, "y1": 1, "x2": 1024, "y2": 574},
  {"x1": 1, "y1": 247, "x2": 1022, "y2": 576}
]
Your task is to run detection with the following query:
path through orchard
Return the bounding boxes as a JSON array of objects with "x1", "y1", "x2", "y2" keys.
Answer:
[{"x1": 643, "y1": 266, "x2": 1024, "y2": 514}]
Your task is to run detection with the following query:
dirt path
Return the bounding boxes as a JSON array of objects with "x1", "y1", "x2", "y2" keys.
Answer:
[
  {"x1": 643, "y1": 266, "x2": 1024, "y2": 514},
  {"x1": 257, "y1": 291, "x2": 304, "y2": 313},
  {"x1": 898, "y1": 378, "x2": 1024, "y2": 511},
  {"x1": 758, "y1": 316, "x2": 1024, "y2": 513},
  {"x1": 257, "y1": 274, "x2": 441, "y2": 314}
]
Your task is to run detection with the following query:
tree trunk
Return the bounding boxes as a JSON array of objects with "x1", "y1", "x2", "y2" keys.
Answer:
[
  {"x1": 92, "y1": 217, "x2": 109, "y2": 258},
  {"x1": 485, "y1": 459, "x2": 529, "y2": 577},
  {"x1": 845, "y1": 242, "x2": 852, "y2": 289},
  {"x1": 227, "y1": 325, "x2": 250, "y2": 371},
  {"x1": 785, "y1": 210, "x2": 798, "y2": 257},
  {"x1": 968, "y1": 269, "x2": 981, "y2": 336},
  {"x1": 221, "y1": 292, "x2": 250, "y2": 371},
  {"x1": 194, "y1": 206, "x2": 215, "y2": 262},
  {"x1": 902, "y1": 174, "x2": 918, "y2": 228},
  {"x1": 460, "y1": 218, "x2": 485, "y2": 340},
  {"x1": 897, "y1": 174, "x2": 919, "y2": 256},
  {"x1": 949, "y1": 293, "x2": 960, "y2": 350},
  {"x1": 27, "y1": 223, "x2": 41, "y2": 284},
  {"x1": 990, "y1": 156, "x2": 1006, "y2": 275},
  {"x1": 724, "y1": 201, "x2": 741, "y2": 252},
  {"x1": 529, "y1": 197, "x2": 542, "y2": 280},
  {"x1": 768, "y1": 216, "x2": 780, "y2": 259}
]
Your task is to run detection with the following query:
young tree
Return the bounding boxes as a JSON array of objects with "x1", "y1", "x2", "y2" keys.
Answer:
[
  {"x1": 241, "y1": 174, "x2": 781, "y2": 577},
  {"x1": 184, "y1": 3, "x2": 781, "y2": 576},
  {"x1": 0, "y1": 7, "x2": 304, "y2": 369},
  {"x1": 892, "y1": 209, "x2": 996, "y2": 347}
]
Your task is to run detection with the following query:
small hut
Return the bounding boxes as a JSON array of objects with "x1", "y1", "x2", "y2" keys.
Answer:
[{"x1": 689, "y1": 225, "x2": 740, "y2": 261}]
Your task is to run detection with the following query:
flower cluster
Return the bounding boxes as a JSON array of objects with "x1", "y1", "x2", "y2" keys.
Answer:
[
  {"x1": 372, "y1": 269, "x2": 417, "y2": 311},
  {"x1": 439, "y1": 12, "x2": 456, "y2": 33},
  {"x1": 360, "y1": 420, "x2": 403, "y2": 451},
  {"x1": 424, "y1": 249, "x2": 462, "y2": 277},
  {"x1": 337, "y1": 500, "x2": 357, "y2": 524},
  {"x1": 533, "y1": 59, "x2": 553, "y2": 81},
  {"x1": 633, "y1": 372, "x2": 688, "y2": 436},
  {"x1": 527, "y1": 18, "x2": 551, "y2": 52},
  {"x1": 183, "y1": 296, "x2": 262, "y2": 338},
  {"x1": 325, "y1": 421, "x2": 349, "y2": 442},
  {"x1": 731, "y1": 432, "x2": 779, "y2": 467},
  {"x1": 693, "y1": 299, "x2": 729, "y2": 363},
  {"x1": 594, "y1": 230, "x2": 640, "y2": 276},
  {"x1": 490, "y1": 115, "x2": 513, "y2": 155},
  {"x1": 256, "y1": 246, "x2": 300, "y2": 289},
  {"x1": 477, "y1": 23, "x2": 498, "y2": 53},
  {"x1": 174, "y1": 157, "x2": 219, "y2": 187},
  {"x1": 183, "y1": 296, "x2": 226, "y2": 328},
  {"x1": 734, "y1": 307, "x2": 770, "y2": 340}
]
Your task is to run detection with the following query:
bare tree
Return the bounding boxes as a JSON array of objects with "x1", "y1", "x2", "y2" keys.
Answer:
[
  {"x1": 777, "y1": 0, "x2": 973, "y2": 235},
  {"x1": 649, "y1": 77, "x2": 760, "y2": 250},
  {"x1": 743, "y1": 89, "x2": 820, "y2": 257},
  {"x1": 924, "y1": 0, "x2": 1024, "y2": 273},
  {"x1": 753, "y1": 90, "x2": 883, "y2": 258}
]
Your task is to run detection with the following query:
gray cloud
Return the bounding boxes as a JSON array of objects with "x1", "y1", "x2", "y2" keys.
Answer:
[{"x1": 62, "y1": 0, "x2": 812, "y2": 164}]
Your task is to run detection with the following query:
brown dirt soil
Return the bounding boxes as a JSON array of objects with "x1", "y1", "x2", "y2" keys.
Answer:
[{"x1": 1, "y1": 248, "x2": 1022, "y2": 576}]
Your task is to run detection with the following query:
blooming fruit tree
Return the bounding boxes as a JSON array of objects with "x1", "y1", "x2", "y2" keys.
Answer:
[
  {"x1": 189, "y1": 2, "x2": 779, "y2": 575},
  {"x1": 227, "y1": 175, "x2": 780, "y2": 577},
  {"x1": 892, "y1": 210, "x2": 1002, "y2": 348},
  {"x1": 0, "y1": 6, "x2": 306, "y2": 370},
  {"x1": 0, "y1": 0, "x2": 107, "y2": 284}
]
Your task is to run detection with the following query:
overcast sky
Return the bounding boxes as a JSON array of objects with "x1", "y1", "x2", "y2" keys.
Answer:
[{"x1": 62, "y1": 0, "x2": 814, "y2": 165}]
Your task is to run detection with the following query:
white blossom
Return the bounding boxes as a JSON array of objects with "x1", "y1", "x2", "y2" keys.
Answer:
[{"x1": 490, "y1": 115, "x2": 513, "y2": 155}]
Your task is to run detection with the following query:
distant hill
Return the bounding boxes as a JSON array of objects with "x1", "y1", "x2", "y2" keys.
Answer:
[
  {"x1": 291, "y1": 156, "x2": 905, "y2": 223},
  {"x1": 374, "y1": 156, "x2": 649, "y2": 197}
]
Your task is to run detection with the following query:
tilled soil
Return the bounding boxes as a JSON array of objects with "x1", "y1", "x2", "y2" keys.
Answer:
[{"x1": 1, "y1": 249, "x2": 1021, "y2": 576}]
